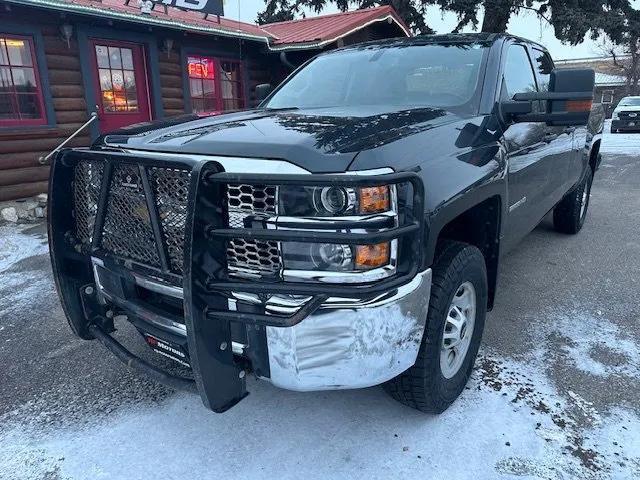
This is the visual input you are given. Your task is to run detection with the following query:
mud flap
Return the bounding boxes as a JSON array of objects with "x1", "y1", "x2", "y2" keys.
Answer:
[{"x1": 183, "y1": 160, "x2": 248, "y2": 413}]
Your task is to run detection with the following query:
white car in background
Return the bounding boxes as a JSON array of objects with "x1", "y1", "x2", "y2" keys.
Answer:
[{"x1": 611, "y1": 96, "x2": 640, "y2": 133}]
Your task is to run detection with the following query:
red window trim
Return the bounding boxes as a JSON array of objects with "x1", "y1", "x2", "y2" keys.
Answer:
[
  {"x1": 0, "y1": 33, "x2": 47, "y2": 128},
  {"x1": 186, "y1": 55, "x2": 244, "y2": 114},
  {"x1": 89, "y1": 38, "x2": 153, "y2": 118}
]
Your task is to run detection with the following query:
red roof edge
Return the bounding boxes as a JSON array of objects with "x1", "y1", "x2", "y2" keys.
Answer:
[{"x1": 261, "y1": 5, "x2": 412, "y2": 49}]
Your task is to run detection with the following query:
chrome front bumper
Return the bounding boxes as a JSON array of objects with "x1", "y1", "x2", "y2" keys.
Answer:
[
  {"x1": 93, "y1": 256, "x2": 432, "y2": 392},
  {"x1": 265, "y1": 269, "x2": 432, "y2": 391}
]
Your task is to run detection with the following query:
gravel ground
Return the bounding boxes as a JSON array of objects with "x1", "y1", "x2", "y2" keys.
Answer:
[{"x1": 0, "y1": 126, "x2": 639, "y2": 480}]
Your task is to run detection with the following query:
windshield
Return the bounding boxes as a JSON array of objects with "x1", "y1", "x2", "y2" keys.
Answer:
[
  {"x1": 264, "y1": 43, "x2": 488, "y2": 113},
  {"x1": 619, "y1": 97, "x2": 640, "y2": 106}
]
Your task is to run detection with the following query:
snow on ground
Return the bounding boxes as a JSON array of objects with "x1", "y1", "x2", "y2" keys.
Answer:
[
  {"x1": 0, "y1": 224, "x2": 50, "y2": 338},
  {"x1": 0, "y1": 223, "x2": 48, "y2": 274},
  {"x1": 601, "y1": 120, "x2": 640, "y2": 155},
  {"x1": 0, "y1": 341, "x2": 639, "y2": 480},
  {"x1": 0, "y1": 220, "x2": 637, "y2": 480}
]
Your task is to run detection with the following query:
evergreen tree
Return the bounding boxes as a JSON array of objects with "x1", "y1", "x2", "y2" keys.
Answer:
[
  {"x1": 257, "y1": 0, "x2": 296, "y2": 24},
  {"x1": 258, "y1": 0, "x2": 631, "y2": 44}
]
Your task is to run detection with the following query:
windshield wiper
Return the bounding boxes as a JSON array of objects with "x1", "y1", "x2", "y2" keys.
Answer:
[{"x1": 262, "y1": 106, "x2": 300, "y2": 112}]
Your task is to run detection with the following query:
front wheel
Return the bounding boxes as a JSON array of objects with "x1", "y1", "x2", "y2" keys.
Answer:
[
  {"x1": 383, "y1": 241, "x2": 487, "y2": 413},
  {"x1": 553, "y1": 167, "x2": 593, "y2": 234}
]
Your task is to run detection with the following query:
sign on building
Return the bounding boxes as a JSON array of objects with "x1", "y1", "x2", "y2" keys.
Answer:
[{"x1": 151, "y1": 0, "x2": 224, "y2": 15}]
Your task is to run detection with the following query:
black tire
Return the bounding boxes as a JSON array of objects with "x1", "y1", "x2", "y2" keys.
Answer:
[
  {"x1": 552, "y1": 167, "x2": 593, "y2": 234},
  {"x1": 383, "y1": 241, "x2": 487, "y2": 413}
]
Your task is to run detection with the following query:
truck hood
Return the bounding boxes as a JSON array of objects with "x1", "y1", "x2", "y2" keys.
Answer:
[
  {"x1": 614, "y1": 105, "x2": 640, "y2": 113},
  {"x1": 99, "y1": 106, "x2": 459, "y2": 173}
]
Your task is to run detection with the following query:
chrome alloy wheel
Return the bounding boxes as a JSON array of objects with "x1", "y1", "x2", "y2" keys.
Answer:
[
  {"x1": 440, "y1": 281, "x2": 477, "y2": 379},
  {"x1": 580, "y1": 182, "x2": 590, "y2": 219}
]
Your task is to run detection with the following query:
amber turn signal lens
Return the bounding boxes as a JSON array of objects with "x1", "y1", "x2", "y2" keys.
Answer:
[
  {"x1": 359, "y1": 186, "x2": 390, "y2": 213},
  {"x1": 566, "y1": 100, "x2": 593, "y2": 112},
  {"x1": 355, "y1": 242, "x2": 390, "y2": 269}
]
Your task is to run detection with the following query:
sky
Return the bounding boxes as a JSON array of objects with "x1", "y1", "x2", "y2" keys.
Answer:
[{"x1": 226, "y1": 0, "x2": 618, "y2": 60}]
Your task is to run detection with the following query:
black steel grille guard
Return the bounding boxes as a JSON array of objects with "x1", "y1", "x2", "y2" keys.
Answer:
[
  {"x1": 198, "y1": 169, "x2": 426, "y2": 302},
  {"x1": 48, "y1": 148, "x2": 425, "y2": 413}
]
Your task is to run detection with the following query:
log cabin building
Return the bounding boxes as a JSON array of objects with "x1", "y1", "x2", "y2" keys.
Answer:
[{"x1": 0, "y1": 0, "x2": 410, "y2": 201}]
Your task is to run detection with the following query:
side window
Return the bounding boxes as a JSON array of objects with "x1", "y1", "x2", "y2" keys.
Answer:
[
  {"x1": 502, "y1": 44, "x2": 537, "y2": 99},
  {"x1": 0, "y1": 34, "x2": 48, "y2": 127},
  {"x1": 532, "y1": 48, "x2": 553, "y2": 92}
]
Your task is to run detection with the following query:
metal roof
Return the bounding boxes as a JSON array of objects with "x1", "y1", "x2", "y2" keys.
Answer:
[
  {"x1": 595, "y1": 72, "x2": 626, "y2": 86},
  {"x1": 3, "y1": 0, "x2": 273, "y2": 42},
  {"x1": 260, "y1": 5, "x2": 411, "y2": 51},
  {"x1": 2, "y1": 0, "x2": 410, "y2": 50}
]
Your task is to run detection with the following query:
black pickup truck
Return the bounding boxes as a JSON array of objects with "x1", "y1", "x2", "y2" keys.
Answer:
[{"x1": 49, "y1": 33, "x2": 604, "y2": 414}]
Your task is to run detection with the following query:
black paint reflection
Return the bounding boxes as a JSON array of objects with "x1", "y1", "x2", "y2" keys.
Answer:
[
  {"x1": 148, "y1": 121, "x2": 248, "y2": 144},
  {"x1": 272, "y1": 108, "x2": 448, "y2": 153}
]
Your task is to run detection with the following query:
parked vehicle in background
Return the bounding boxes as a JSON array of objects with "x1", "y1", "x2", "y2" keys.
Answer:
[
  {"x1": 611, "y1": 96, "x2": 640, "y2": 133},
  {"x1": 48, "y1": 34, "x2": 602, "y2": 415}
]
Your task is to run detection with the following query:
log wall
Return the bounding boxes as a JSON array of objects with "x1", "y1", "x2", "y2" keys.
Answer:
[
  {"x1": 159, "y1": 52, "x2": 187, "y2": 116},
  {"x1": 0, "y1": 13, "x2": 91, "y2": 202},
  {"x1": 1, "y1": 7, "x2": 285, "y2": 202}
]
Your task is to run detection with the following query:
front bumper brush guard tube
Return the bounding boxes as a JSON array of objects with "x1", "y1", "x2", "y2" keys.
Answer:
[
  {"x1": 206, "y1": 294, "x2": 329, "y2": 327},
  {"x1": 87, "y1": 324, "x2": 197, "y2": 392}
]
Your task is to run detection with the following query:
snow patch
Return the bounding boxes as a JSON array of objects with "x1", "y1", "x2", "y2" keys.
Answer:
[
  {"x1": 0, "y1": 224, "x2": 48, "y2": 273},
  {"x1": 536, "y1": 311, "x2": 640, "y2": 380},
  {"x1": 1, "y1": 349, "x2": 639, "y2": 480}
]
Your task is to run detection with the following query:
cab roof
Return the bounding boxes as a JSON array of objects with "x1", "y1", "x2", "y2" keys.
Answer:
[{"x1": 334, "y1": 32, "x2": 548, "y2": 53}]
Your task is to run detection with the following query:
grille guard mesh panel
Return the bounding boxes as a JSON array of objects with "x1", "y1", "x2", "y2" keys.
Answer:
[
  {"x1": 73, "y1": 160, "x2": 191, "y2": 276},
  {"x1": 150, "y1": 167, "x2": 191, "y2": 275},
  {"x1": 74, "y1": 160, "x2": 103, "y2": 245},
  {"x1": 101, "y1": 164, "x2": 161, "y2": 268}
]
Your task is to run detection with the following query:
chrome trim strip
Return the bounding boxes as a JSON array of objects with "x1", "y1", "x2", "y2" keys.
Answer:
[
  {"x1": 143, "y1": 315, "x2": 189, "y2": 338},
  {"x1": 120, "y1": 151, "x2": 396, "y2": 177},
  {"x1": 509, "y1": 196, "x2": 527, "y2": 213},
  {"x1": 261, "y1": 210, "x2": 397, "y2": 229},
  {"x1": 132, "y1": 273, "x2": 184, "y2": 299},
  {"x1": 231, "y1": 342, "x2": 245, "y2": 355}
]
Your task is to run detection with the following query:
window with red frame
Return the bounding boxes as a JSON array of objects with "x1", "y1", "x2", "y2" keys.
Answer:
[
  {"x1": 0, "y1": 35, "x2": 46, "y2": 127},
  {"x1": 187, "y1": 56, "x2": 244, "y2": 114}
]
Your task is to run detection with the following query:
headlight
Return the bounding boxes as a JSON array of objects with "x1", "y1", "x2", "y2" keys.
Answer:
[
  {"x1": 282, "y1": 241, "x2": 391, "y2": 272},
  {"x1": 612, "y1": 111, "x2": 619, "y2": 120},
  {"x1": 279, "y1": 185, "x2": 393, "y2": 216},
  {"x1": 278, "y1": 182, "x2": 397, "y2": 277},
  {"x1": 314, "y1": 186, "x2": 354, "y2": 215}
]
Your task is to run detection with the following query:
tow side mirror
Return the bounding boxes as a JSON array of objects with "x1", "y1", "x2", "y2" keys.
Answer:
[
  {"x1": 255, "y1": 83, "x2": 273, "y2": 103},
  {"x1": 502, "y1": 68, "x2": 595, "y2": 126}
]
